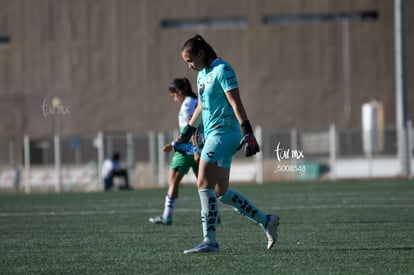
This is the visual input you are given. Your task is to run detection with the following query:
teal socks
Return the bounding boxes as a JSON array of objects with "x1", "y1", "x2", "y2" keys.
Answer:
[
  {"x1": 199, "y1": 189, "x2": 219, "y2": 244},
  {"x1": 198, "y1": 188, "x2": 267, "y2": 244},
  {"x1": 218, "y1": 189, "x2": 267, "y2": 225}
]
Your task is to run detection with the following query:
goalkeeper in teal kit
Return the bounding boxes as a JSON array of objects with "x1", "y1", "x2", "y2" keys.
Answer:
[{"x1": 174, "y1": 34, "x2": 280, "y2": 253}]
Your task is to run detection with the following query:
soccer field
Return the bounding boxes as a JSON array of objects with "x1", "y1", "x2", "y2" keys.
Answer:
[{"x1": 1, "y1": 180, "x2": 413, "y2": 274}]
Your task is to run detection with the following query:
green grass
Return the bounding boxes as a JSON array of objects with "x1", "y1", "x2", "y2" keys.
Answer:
[{"x1": 1, "y1": 180, "x2": 414, "y2": 274}]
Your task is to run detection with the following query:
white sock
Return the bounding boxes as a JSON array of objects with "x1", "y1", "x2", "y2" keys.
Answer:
[{"x1": 162, "y1": 195, "x2": 176, "y2": 220}]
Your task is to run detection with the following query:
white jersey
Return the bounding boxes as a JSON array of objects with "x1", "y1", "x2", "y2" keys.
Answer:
[
  {"x1": 178, "y1": 96, "x2": 198, "y2": 132},
  {"x1": 101, "y1": 159, "x2": 120, "y2": 179}
]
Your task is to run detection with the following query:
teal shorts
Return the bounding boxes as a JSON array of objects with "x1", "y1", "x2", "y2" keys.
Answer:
[
  {"x1": 170, "y1": 152, "x2": 198, "y2": 175},
  {"x1": 200, "y1": 131, "x2": 242, "y2": 169}
]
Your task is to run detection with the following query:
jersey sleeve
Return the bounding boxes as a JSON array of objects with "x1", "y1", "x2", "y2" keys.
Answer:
[
  {"x1": 217, "y1": 63, "x2": 239, "y2": 93},
  {"x1": 180, "y1": 97, "x2": 197, "y2": 124}
]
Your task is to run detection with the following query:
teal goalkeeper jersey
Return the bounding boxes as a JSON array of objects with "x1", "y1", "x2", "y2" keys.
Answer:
[{"x1": 197, "y1": 58, "x2": 241, "y2": 136}]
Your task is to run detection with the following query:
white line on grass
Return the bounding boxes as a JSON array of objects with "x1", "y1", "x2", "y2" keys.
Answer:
[{"x1": 1, "y1": 204, "x2": 414, "y2": 217}]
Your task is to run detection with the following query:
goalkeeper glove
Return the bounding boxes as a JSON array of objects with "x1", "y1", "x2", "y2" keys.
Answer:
[
  {"x1": 237, "y1": 120, "x2": 260, "y2": 157},
  {"x1": 174, "y1": 125, "x2": 197, "y2": 155},
  {"x1": 177, "y1": 125, "x2": 197, "y2": 143}
]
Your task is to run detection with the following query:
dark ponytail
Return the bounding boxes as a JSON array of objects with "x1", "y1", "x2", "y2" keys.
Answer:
[
  {"x1": 182, "y1": 34, "x2": 218, "y2": 66},
  {"x1": 168, "y1": 77, "x2": 197, "y2": 99},
  {"x1": 182, "y1": 77, "x2": 197, "y2": 99}
]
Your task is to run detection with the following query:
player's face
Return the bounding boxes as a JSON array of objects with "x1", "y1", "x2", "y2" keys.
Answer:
[
  {"x1": 170, "y1": 90, "x2": 184, "y2": 103},
  {"x1": 181, "y1": 50, "x2": 205, "y2": 71}
]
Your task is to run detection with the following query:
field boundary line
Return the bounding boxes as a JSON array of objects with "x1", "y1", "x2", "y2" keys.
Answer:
[{"x1": 1, "y1": 203, "x2": 414, "y2": 217}]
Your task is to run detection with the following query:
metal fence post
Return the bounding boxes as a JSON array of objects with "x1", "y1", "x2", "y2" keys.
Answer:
[
  {"x1": 329, "y1": 124, "x2": 337, "y2": 182},
  {"x1": 126, "y1": 132, "x2": 135, "y2": 186},
  {"x1": 408, "y1": 120, "x2": 413, "y2": 179},
  {"x1": 157, "y1": 132, "x2": 167, "y2": 187},
  {"x1": 24, "y1": 135, "x2": 30, "y2": 194},
  {"x1": 255, "y1": 126, "x2": 263, "y2": 184},
  {"x1": 96, "y1": 132, "x2": 104, "y2": 191},
  {"x1": 54, "y1": 134, "x2": 61, "y2": 193}
]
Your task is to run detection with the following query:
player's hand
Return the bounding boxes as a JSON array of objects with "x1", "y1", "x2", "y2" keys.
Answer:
[
  {"x1": 237, "y1": 120, "x2": 260, "y2": 157},
  {"x1": 237, "y1": 133, "x2": 260, "y2": 157},
  {"x1": 194, "y1": 152, "x2": 200, "y2": 163},
  {"x1": 162, "y1": 143, "x2": 173, "y2": 153},
  {"x1": 172, "y1": 142, "x2": 187, "y2": 155}
]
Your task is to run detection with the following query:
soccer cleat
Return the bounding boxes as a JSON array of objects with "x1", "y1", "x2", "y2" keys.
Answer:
[
  {"x1": 183, "y1": 242, "x2": 220, "y2": 254},
  {"x1": 263, "y1": 214, "x2": 279, "y2": 250},
  {"x1": 149, "y1": 216, "x2": 172, "y2": 225}
]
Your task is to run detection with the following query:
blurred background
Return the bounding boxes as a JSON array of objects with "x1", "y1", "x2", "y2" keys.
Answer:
[{"x1": 0, "y1": 0, "x2": 412, "y2": 192}]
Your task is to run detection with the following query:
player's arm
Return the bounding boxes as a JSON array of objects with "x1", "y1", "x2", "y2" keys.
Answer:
[
  {"x1": 188, "y1": 97, "x2": 202, "y2": 128},
  {"x1": 225, "y1": 88, "x2": 260, "y2": 157},
  {"x1": 225, "y1": 88, "x2": 247, "y2": 124},
  {"x1": 177, "y1": 98, "x2": 202, "y2": 144}
]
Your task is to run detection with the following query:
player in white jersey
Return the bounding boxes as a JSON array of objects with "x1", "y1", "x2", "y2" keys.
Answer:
[
  {"x1": 175, "y1": 35, "x2": 279, "y2": 253},
  {"x1": 149, "y1": 78, "x2": 199, "y2": 225}
]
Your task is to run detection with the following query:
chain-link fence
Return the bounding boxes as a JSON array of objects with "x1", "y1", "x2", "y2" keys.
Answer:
[{"x1": 0, "y1": 124, "x2": 412, "y2": 193}]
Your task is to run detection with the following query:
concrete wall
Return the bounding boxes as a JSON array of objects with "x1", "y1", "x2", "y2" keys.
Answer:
[{"x1": 0, "y1": 0, "x2": 413, "y2": 138}]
